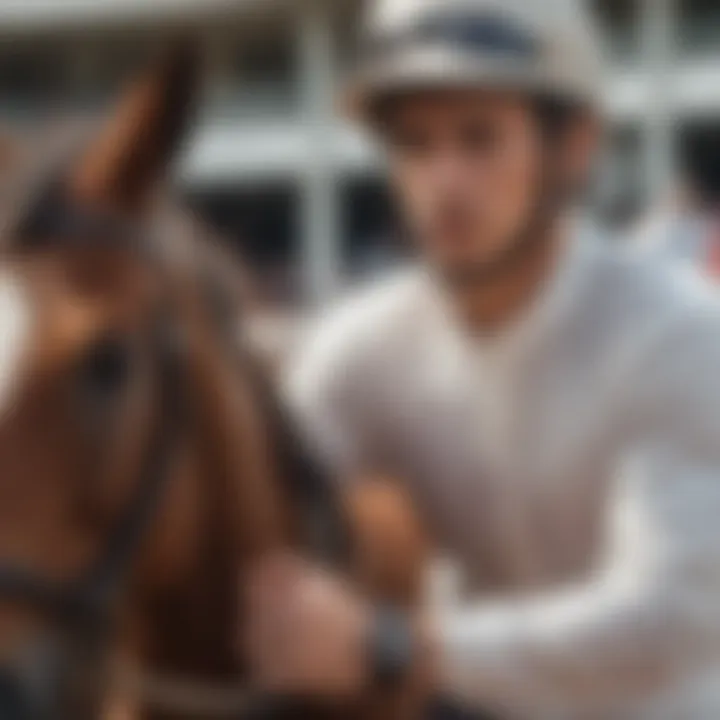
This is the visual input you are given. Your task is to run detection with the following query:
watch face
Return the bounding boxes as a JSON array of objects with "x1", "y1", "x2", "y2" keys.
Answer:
[{"x1": 372, "y1": 607, "x2": 415, "y2": 686}]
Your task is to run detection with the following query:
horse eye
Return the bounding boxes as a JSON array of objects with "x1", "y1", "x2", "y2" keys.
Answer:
[{"x1": 79, "y1": 336, "x2": 133, "y2": 397}]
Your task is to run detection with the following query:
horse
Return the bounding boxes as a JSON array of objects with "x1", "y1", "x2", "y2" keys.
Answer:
[{"x1": 0, "y1": 41, "x2": 432, "y2": 720}]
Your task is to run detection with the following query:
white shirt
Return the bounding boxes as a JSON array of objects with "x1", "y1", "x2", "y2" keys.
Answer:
[
  {"x1": 635, "y1": 206, "x2": 719, "y2": 274},
  {"x1": 286, "y1": 228, "x2": 720, "y2": 720}
]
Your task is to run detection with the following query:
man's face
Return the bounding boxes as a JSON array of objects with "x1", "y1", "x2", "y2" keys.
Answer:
[{"x1": 383, "y1": 90, "x2": 578, "y2": 281}]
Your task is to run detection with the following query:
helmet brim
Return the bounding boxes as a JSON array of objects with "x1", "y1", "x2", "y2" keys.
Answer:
[{"x1": 342, "y1": 45, "x2": 601, "y2": 124}]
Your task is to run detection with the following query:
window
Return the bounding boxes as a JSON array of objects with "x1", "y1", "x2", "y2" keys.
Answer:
[
  {"x1": 679, "y1": 0, "x2": 720, "y2": 55},
  {"x1": 334, "y1": 0, "x2": 364, "y2": 76},
  {"x1": 341, "y1": 177, "x2": 406, "y2": 281},
  {"x1": 68, "y1": 35, "x2": 153, "y2": 110},
  {"x1": 0, "y1": 34, "x2": 155, "y2": 119},
  {"x1": 0, "y1": 42, "x2": 69, "y2": 118},
  {"x1": 187, "y1": 185, "x2": 302, "y2": 304},
  {"x1": 594, "y1": 124, "x2": 645, "y2": 228},
  {"x1": 589, "y1": 0, "x2": 640, "y2": 65},
  {"x1": 214, "y1": 21, "x2": 299, "y2": 120},
  {"x1": 678, "y1": 121, "x2": 720, "y2": 204}
]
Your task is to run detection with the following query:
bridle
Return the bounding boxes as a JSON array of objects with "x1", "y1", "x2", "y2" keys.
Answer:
[
  {"x1": 0, "y1": 188, "x2": 351, "y2": 720},
  {"x1": 0, "y1": 309, "x2": 184, "y2": 624},
  {"x1": 0, "y1": 194, "x2": 189, "y2": 719}
]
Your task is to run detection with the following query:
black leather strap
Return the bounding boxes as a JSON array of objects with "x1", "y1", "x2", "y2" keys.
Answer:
[{"x1": 370, "y1": 606, "x2": 416, "y2": 687}]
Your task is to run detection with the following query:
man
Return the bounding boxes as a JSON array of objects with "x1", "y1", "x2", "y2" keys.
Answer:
[
  {"x1": 636, "y1": 123, "x2": 720, "y2": 279},
  {"x1": 245, "y1": 1, "x2": 720, "y2": 718}
]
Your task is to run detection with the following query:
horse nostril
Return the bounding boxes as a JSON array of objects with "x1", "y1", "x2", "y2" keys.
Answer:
[{"x1": 79, "y1": 336, "x2": 132, "y2": 398}]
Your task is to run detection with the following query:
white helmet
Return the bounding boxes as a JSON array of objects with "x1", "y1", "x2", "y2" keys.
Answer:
[{"x1": 345, "y1": 0, "x2": 604, "y2": 119}]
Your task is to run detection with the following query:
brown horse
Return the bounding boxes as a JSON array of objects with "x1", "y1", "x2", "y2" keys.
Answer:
[{"x1": 0, "y1": 42, "x2": 431, "y2": 720}]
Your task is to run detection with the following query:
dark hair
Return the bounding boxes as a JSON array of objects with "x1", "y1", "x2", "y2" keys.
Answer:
[
  {"x1": 371, "y1": 89, "x2": 587, "y2": 141},
  {"x1": 680, "y1": 124, "x2": 720, "y2": 207},
  {"x1": 532, "y1": 95, "x2": 585, "y2": 141}
]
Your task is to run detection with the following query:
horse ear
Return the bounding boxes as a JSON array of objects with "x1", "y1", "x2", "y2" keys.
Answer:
[{"x1": 66, "y1": 38, "x2": 201, "y2": 212}]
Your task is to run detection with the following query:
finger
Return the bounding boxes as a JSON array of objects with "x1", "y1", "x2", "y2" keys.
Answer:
[
  {"x1": 247, "y1": 553, "x2": 310, "y2": 610},
  {"x1": 246, "y1": 553, "x2": 290, "y2": 597},
  {"x1": 246, "y1": 595, "x2": 293, "y2": 663}
]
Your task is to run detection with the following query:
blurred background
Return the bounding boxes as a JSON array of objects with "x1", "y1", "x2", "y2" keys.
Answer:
[{"x1": 0, "y1": 0, "x2": 715, "y2": 306}]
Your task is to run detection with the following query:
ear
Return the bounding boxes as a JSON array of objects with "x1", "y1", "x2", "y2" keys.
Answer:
[
  {"x1": 562, "y1": 111, "x2": 602, "y2": 195},
  {"x1": 0, "y1": 127, "x2": 30, "y2": 208},
  {"x1": 0, "y1": 127, "x2": 28, "y2": 194},
  {"x1": 66, "y1": 38, "x2": 201, "y2": 212},
  {"x1": 0, "y1": 128, "x2": 24, "y2": 172}
]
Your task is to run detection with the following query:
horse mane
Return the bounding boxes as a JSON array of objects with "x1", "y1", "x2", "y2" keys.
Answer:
[{"x1": 160, "y1": 203, "x2": 351, "y2": 566}]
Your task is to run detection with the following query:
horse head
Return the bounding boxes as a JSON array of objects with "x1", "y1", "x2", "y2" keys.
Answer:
[{"x1": 0, "y1": 40, "x2": 293, "y2": 719}]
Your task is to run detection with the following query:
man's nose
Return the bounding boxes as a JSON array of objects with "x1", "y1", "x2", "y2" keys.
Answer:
[{"x1": 430, "y1": 153, "x2": 469, "y2": 193}]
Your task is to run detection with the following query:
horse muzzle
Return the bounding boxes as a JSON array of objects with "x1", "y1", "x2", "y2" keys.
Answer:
[{"x1": 0, "y1": 635, "x2": 103, "y2": 720}]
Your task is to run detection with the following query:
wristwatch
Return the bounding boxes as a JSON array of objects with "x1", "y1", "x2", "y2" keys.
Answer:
[{"x1": 369, "y1": 606, "x2": 416, "y2": 687}]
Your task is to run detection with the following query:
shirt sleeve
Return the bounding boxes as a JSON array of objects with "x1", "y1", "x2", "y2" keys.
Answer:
[{"x1": 437, "y1": 312, "x2": 720, "y2": 717}]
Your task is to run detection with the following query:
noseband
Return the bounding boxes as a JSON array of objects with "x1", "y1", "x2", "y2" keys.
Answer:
[{"x1": 0, "y1": 320, "x2": 184, "y2": 626}]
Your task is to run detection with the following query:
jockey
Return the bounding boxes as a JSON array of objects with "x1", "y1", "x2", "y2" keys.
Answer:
[{"x1": 247, "y1": 0, "x2": 720, "y2": 718}]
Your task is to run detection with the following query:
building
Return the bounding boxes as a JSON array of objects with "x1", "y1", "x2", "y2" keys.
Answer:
[{"x1": 0, "y1": 0, "x2": 717, "y2": 303}]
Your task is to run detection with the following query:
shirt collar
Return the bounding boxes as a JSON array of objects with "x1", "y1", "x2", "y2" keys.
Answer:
[{"x1": 420, "y1": 219, "x2": 597, "y2": 384}]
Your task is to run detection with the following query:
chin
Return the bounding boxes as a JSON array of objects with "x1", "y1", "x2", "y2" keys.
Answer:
[
  {"x1": 434, "y1": 259, "x2": 490, "y2": 288},
  {"x1": 431, "y1": 250, "x2": 509, "y2": 288}
]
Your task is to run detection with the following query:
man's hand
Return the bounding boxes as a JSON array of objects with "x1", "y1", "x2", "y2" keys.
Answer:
[{"x1": 244, "y1": 554, "x2": 372, "y2": 699}]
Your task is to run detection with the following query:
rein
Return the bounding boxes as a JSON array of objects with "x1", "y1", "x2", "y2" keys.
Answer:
[
  {"x1": 0, "y1": 199, "x2": 187, "y2": 626},
  {"x1": 0, "y1": 316, "x2": 182, "y2": 616},
  {"x1": 106, "y1": 263, "x2": 355, "y2": 720},
  {"x1": 112, "y1": 662, "x2": 252, "y2": 717}
]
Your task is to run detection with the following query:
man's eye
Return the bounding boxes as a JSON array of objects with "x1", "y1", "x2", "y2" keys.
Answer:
[{"x1": 390, "y1": 131, "x2": 433, "y2": 157}]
